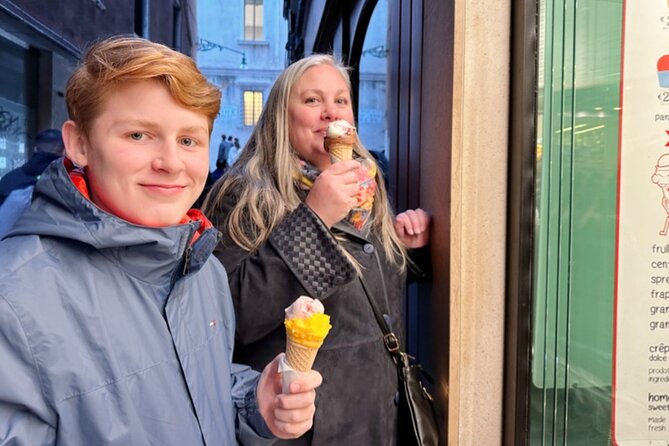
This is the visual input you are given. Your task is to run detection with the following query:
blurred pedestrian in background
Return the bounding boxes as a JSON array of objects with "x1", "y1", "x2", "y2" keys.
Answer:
[
  {"x1": 227, "y1": 136, "x2": 242, "y2": 167},
  {"x1": 218, "y1": 134, "x2": 231, "y2": 165},
  {"x1": 211, "y1": 157, "x2": 228, "y2": 182},
  {"x1": 0, "y1": 128, "x2": 64, "y2": 205},
  {"x1": 0, "y1": 129, "x2": 64, "y2": 238}
]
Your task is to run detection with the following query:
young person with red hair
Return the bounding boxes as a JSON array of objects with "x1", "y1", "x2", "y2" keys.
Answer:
[{"x1": 0, "y1": 36, "x2": 321, "y2": 445}]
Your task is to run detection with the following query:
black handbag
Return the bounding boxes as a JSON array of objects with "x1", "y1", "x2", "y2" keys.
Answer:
[{"x1": 359, "y1": 277, "x2": 440, "y2": 446}]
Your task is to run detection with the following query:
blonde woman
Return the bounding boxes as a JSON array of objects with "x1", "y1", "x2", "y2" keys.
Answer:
[{"x1": 204, "y1": 54, "x2": 430, "y2": 445}]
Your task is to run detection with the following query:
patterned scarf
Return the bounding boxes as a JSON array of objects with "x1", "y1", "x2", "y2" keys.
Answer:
[{"x1": 296, "y1": 159, "x2": 378, "y2": 232}]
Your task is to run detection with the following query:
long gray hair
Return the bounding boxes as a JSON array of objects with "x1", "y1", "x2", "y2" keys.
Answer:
[{"x1": 203, "y1": 54, "x2": 407, "y2": 271}]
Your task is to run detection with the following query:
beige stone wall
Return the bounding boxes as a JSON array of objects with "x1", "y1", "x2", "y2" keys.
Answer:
[{"x1": 449, "y1": 0, "x2": 510, "y2": 444}]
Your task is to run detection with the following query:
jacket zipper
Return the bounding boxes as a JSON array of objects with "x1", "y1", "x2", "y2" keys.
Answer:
[
  {"x1": 169, "y1": 226, "x2": 197, "y2": 288},
  {"x1": 182, "y1": 246, "x2": 193, "y2": 276}
]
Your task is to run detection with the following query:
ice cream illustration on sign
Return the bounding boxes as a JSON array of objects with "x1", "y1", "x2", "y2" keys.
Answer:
[
  {"x1": 659, "y1": 55, "x2": 669, "y2": 89},
  {"x1": 652, "y1": 153, "x2": 669, "y2": 235}
]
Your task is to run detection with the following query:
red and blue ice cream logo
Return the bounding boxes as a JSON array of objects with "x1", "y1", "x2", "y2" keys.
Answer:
[{"x1": 659, "y1": 55, "x2": 669, "y2": 88}]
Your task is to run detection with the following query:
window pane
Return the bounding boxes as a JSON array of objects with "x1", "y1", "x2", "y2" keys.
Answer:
[
  {"x1": 244, "y1": 4, "x2": 254, "y2": 40},
  {"x1": 530, "y1": 0, "x2": 622, "y2": 443},
  {"x1": 243, "y1": 91, "x2": 262, "y2": 126},
  {"x1": 255, "y1": 5, "x2": 263, "y2": 39},
  {"x1": 0, "y1": 36, "x2": 34, "y2": 177},
  {"x1": 358, "y1": 0, "x2": 389, "y2": 181},
  {"x1": 253, "y1": 91, "x2": 262, "y2": 123},
  {"x1": 244, "y1": 0, "x2": 263, "y2": 41}
]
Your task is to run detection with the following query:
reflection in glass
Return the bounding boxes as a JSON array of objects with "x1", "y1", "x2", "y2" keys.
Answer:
[
  {"x1": 530, "y1": 0, "x2": 622, "y2": 444},
  {"x1": 358, "y1": 0, "x2": 389, "y2": 181}
]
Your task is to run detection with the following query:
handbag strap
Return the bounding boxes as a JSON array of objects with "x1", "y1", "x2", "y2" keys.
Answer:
[{"x1": 358, "y1": 275, "x2": 407, "y2": 366}]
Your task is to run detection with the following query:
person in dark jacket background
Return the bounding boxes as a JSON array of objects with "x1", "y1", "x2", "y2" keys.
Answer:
[
  {"x1": 0, "y1": 129, "x2": 64, "y2": 237},
  {"x1": 0, "y1": 36, "x2": 321, "y2": 445},
  {"x1": 203, "y1": 54, "x2": 430, "y2": 445},
  {"x1": 0, "y1": 128, "x2": 64, "y2": 205},
  {"x1": 218, "y1": 133, "x2": 231, "y2": 164}
]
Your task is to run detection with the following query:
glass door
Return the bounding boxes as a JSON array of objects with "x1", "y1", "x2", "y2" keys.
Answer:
[{"x1": 530, "y1": 0, "x2": 623, "y2": 444}]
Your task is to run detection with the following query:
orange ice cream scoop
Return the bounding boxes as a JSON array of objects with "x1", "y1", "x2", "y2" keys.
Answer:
[
  {"x1": 283, "y1": 296, "x2": 332, "y2": 371},
  {"x1": 285, "y1": 313, "x2": 332, "y2": 348}
]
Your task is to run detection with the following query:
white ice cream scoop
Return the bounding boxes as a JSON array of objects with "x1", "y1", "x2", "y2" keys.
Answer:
[{"x1": 326, "y1": 120, "x2": 355, "y2": 138}]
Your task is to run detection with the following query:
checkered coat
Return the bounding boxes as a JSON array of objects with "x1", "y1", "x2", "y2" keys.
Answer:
[{"x1": 212, "y1": 195, "x2": 410, "y2": 446}]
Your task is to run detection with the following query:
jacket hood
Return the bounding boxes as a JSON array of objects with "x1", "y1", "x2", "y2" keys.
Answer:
[{"x1": 7, "y1": 160, "x2": 219, "y2": 282}]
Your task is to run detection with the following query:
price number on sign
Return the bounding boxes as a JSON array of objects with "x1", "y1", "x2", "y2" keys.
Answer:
[{"x1": 659, "y1": 91, "x2": 669, "y2": 105}]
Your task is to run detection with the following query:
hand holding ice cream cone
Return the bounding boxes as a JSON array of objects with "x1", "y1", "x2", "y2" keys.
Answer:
[
  {"x1": 281, "y1": 296, "x2": 332, "y2": 392},
  {"x1": 257, "y1": 353, "x2": 322, "y2": 439},
  {"x1": 323, "y1": 120, "x2": 378, "y2": 230}
]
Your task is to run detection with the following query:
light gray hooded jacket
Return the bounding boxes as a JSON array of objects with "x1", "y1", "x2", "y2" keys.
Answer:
[{"x1": 0, "y1": 161, "x2": 274, "y2": 445}]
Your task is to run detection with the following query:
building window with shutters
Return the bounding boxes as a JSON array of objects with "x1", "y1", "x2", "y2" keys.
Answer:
[
  {"x1": 243, "y1": 90, "x2": 262, "y2": 126},
  {"x1": 244, "y1": 0, "x2": 263, "y2": 41}
]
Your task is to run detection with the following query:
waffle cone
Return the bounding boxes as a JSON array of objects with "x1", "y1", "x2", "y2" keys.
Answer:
[
  {"x1": 285, "y1": 337, "x2": 319, "y2": 372},
  {"x1": 328, "y1": 143, "x2": 353, "y2": 161},
  {"x1": 325, "y1": 133, "x2": 356, "y2": 162}
]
